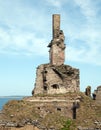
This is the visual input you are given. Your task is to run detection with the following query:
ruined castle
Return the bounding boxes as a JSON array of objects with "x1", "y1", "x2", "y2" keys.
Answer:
[
  {"x1": 32, "y1": 14, "x2": 80, "y2": 95},
  {"x1": 0, "y1": 15, "x2": 101, "y2": 130}
]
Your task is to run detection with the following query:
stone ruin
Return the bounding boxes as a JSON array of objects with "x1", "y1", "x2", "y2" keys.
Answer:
[
  {"x1": 1, "y1": 15, "x2": 101, "y2": 130},
  {"x1": 93, "y1": 86, "x2": 101, "y2": 103},
  {"x1": 85, "y1": 86, "x2": 91, "y2": 97},
  {"x1": 32, "y1": 14, "x2": 80, "y2": 95}
]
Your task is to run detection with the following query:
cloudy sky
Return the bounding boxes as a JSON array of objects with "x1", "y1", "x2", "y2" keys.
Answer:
[{"x1": 0, "y1": 0, "x2": 101, "y2": 96}]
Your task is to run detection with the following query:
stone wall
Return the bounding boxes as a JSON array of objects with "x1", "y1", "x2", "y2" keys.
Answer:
[
  {"x1": 48, "y1": 14, "x2": 65, "y2": 66},
  {"x1": 0, "y1": 94, "x2": 81, "y2": 130},
  {"x1": 0, "y1": 125, "x2": 39, "y2": 130},
  {"x1": 49, "y1": 41, "x2": 65, "y2": 66},
  {"x1": 77, "y1": 126, "x2": 101, "y2": 130},
  {"x1": 52, "y1": 14, "x2": 60, "y2": 39},
  {"x1": 33, "y1": 64, "x2": 79, "y2": 95},
  {"x1": 24, "y1": 95, "x2": 80, "y2": 121},
  {"x1": 48, "y1": 29, "x2": 65, "y2": 66},
  {"x1": 96, "y1": 86, "x2": 101, "y2": 100},
  {"x1": 94, "y1": 86, "x2": 101, "y2": 104}
]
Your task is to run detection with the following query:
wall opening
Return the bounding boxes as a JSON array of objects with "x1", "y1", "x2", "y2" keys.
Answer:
[
  {"x1": 38, "y1": 107, "x2": 40, "y2": 110},
  {"x1": 51, "y1": 84, "x2": 59, "y2": 89},
  {"x1": 43, "y1": 77, "x2": 47, "y2": 82},
  {"x1": 44, "y1": 70, "x2": 47, "y2": 73},
  {"x1": 57, "y1": 107, "x2": 61, "y2": 111},
  {"x1": 44, "y1": 86, "x2": 47, "y2": 91}
]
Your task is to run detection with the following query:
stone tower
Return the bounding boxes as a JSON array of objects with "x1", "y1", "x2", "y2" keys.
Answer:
[
  {"x1": 48, "y1": 14, "x2": 65, "y2": 65},
  {"x1": 32, "y1": 14, "x2": 80, "y2": 95}
]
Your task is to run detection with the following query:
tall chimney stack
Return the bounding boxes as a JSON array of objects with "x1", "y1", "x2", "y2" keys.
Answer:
[{"x1": 52, "y1": 14, "x2": 60, "y2": 39}]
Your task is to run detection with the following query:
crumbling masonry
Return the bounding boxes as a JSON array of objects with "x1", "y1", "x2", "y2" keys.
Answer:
[{"x1": 32, "y1": 14, "x2": 80, "y2": 95}]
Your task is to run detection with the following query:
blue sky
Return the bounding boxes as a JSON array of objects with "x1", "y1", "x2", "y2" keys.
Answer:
[{"x1": 0, "y1": 0, "x2": 101, "y2": 96}]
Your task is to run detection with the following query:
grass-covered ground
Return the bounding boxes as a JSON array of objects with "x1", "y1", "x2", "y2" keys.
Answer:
[{"x1": 1, "y1": 92, "x2": 101, "y2": 130}]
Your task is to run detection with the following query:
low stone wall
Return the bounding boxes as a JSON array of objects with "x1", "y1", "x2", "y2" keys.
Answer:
[
  {"x1": 0, "y1": 125, "x2": 39, "y2": 130},
  {"x1": 1, "y1": 125, "x2": 101, "y2": 130},
  {"x1": 24, "y1": 95, "x2": 80, "y2": 120},
  {"x1": 77, "y1": 120, "x2": 101, "y2": 130},
  {"x1": 78, "y1": 127, "x2": 101, "y2": 130}
]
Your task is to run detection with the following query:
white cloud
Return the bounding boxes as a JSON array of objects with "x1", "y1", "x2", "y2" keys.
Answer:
[
  {"x1": 74, "y1": 0, "x2": 96, "y2": 21},
  {"x1": 45, "y1": 0, "x2": 68, "y2": 8},
  {"x1": 0, "y1": 28, "x2": 11, "y2": 47},
  {"x1": 0, "y1": 0, "x2": 50, "y2": 57},
  {"x1": 0, "y1": 27, "x2": 48, "y2": 56},
  {"x1": 66, "y1": 27, "x2": 101, "y2": 65},
  {"x1": 47, "y1": 0, "x2": 61, "y2": 8},
  {"x1": 59, "y1": 0, "x2": 101, "y2": 66},
  {"x1": 0, "y1": 0, "x2": 101, "y2": 66}
]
